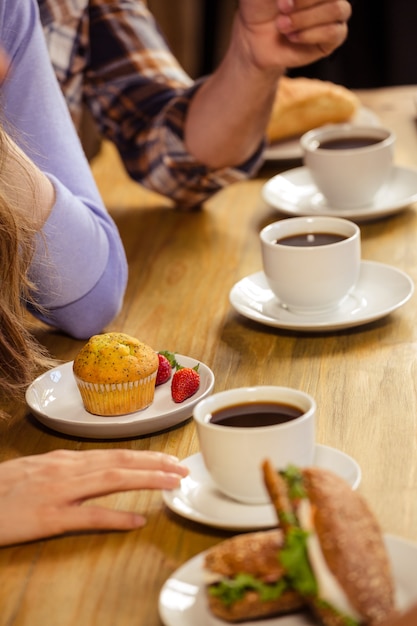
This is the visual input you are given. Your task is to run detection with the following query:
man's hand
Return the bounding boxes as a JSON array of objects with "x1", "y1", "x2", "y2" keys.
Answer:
[
  {"x1": 185, "y1": 0, "x2": 351, "y2": 170},
  {"x1": 236, "y1": 0, "x2": 351, "y2": 71}
]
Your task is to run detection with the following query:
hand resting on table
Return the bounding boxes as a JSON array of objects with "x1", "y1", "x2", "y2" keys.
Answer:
[{"x1": 0, "y1": 449, "x2": 188, "y2": 546}]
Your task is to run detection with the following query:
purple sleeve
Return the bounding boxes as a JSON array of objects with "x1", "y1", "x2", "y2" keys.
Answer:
[{"x1": 0, "y1": 0, "x2": 128, "y2": 338}]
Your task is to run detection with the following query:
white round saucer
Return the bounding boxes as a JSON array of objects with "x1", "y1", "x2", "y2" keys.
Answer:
[
  {"x1": 162, "y1": 445, "x2": 361, "y2": 531},
  {"x1": 263, "y1": 106, "x2": 380, "y2": 161},
  {"x1": 159, "y1": 534, "x2": 417, "y2": 626},
  {"x1": 25, "y1": 356, "x2": 214, "y2": 439},
  {"x1": 262, "y1": 165, "x2": 417, "y2": 222},
  {"x1": 229, "y1": 261, "x2": 414, "y2": 332}
]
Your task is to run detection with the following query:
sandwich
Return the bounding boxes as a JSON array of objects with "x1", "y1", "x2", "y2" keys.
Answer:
[
  {"x1": 262, "y1": 461, "x2": 397, "y2": 626},
  {"x1": 203, "y1": 463, "x2": 397, "y2": 625},
  {"x1": 266, "y1": 76, "x2": 360, "y2": 143},
  {"x1": 204, "y1": 529, "x2": 305, "y2": 622}
]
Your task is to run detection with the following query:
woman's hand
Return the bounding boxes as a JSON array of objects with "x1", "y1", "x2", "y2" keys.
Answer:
[{"x1": 0, "y1": 449, "x2": 188, "y2": 546}]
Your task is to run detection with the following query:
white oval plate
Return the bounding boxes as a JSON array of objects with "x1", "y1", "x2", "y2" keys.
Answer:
[
  {"x1": 25, "y1": 356, "x2": 214, "y2": 439},
  {"x1": 159, "y1": 534, "x2": 417, "y2": 626},
  {"x1": 263, "y1": 106, "x2": 380, "y2": 161},
  {"x1": 163, "y1": 445, "x2": 361, "y2": 531}
]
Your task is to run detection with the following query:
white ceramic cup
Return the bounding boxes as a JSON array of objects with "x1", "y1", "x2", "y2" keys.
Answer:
[
  {"x1": 260, "y1": 216, "x2": 361, "y2": 314},
  {"x1": 193, "y1": 386, "x2": 315, "y2": 504},
  {"x1": 300, "y1": 124, "x2": 395, "y2": 209}
]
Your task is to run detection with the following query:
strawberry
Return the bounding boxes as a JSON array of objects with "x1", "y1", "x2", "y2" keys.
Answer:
[
  {"x1": 171, "y1": 364, "x2": 200, "y2": 403},
  {"x1": 156, "y1": 351, "x2": 177, "y2": 386}
]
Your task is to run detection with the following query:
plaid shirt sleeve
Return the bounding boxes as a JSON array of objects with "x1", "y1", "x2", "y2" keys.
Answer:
[{"x1": 39, "y1": 0, "x2": 265, "y2": 208}]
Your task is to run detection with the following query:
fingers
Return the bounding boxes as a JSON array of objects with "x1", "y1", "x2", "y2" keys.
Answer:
[
  {"x1": 7, "y1": 506, "x2": 148, "y2": 544},
  {"x1": 37, "y1": 449, "x2": 188, "y2": 502},
  {"x1": 57, "y1": 505, "x2": 148, "y2": 533},
  {"x1": 286, "y1": 21, "x2": 348, "y2": 57},
  {"x1": 22, "y1": 448, "x2": 189, "y2": 480},
  {"x1": 73, "y1": 448, "x2": 189, "y2": 477},
  {"x1": 3, "y1": 449, "x2": 188, "y2": 505},
  {"x1": 4, "y1": 448, "x2": 189, "y2": 503},
  {"x1": 277, "y1": 0, "x2": 351, "y2": 49},
  {"x1": 67, "y1": 467, "x2": 186, "y2": 503}
]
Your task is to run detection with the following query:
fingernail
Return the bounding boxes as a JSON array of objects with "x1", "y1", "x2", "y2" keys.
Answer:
[
  {"x1": 165, "y1": 473, "x2": 183, "y2": 487},
  {"x1": 277, "y1": 14, "x2": 293, "y2": 33},
  {"x1": 278, "y1": 0, "x2": 294, "y2": 14}
]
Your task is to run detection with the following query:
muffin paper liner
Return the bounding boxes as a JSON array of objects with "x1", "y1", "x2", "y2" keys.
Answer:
[{"x1": 74, "y1": 372, "x2": 157, "y2": 416}]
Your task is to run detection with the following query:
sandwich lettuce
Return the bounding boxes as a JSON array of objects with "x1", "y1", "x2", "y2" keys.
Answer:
[{"x1": 208, "y1": 573, "x2": 288, "y2": 606}]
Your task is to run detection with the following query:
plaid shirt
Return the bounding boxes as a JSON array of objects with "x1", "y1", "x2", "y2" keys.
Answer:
[{"x1": 38, "y1": 0, "x2": 263, "y2": 207}]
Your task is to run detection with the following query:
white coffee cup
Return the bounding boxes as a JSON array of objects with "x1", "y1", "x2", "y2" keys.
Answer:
[
  {"x1": 260, "y1": 216, "x2": 361, "y2": 314},
  {"x1": 300, "y1": 124, "x2": 395, "y2": 209},
  {"x1": 193, "y1": 385, "x2": 315, "y2": 504}
]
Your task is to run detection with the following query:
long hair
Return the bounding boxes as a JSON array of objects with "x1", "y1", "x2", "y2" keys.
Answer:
[{"x1": 0, "y1": 126, "x2": 53, "y2": 408}]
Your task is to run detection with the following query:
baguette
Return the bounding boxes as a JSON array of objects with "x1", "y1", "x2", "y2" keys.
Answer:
[{"x1": 266, "y1": 76, "x2": 360, "y2": 143}]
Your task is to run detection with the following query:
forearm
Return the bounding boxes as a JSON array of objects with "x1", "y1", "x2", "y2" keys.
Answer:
[
  {"x1": 184, "y1": 0, "x2": 351, "y2": 169},
  {"x1": 0, "y1": 133, "x2": 127, "y2": 337},
  {"x1": 185, "y1": 17, "x2": 284, "y2": 169},
  {"x1": 28, "y1": 175, "x2": 128, "y2": 339}
]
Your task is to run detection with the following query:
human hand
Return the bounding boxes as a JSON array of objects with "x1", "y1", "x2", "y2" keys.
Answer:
[
  {"x1": 0, "y1": 449, "x2": 188, "y2": 546},
  {"x1": 236, "y1": 0, "x2": 351, "y2": 71}
]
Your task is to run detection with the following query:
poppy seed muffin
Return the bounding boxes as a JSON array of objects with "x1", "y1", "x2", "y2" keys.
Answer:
[{"x1": 73, "y1": 332, "x2": 159, "y2": 416}]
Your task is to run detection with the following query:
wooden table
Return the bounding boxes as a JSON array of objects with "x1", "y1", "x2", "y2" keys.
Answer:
[{"x1": 1, "y1": 85, "x2": 417, "y2": 625}]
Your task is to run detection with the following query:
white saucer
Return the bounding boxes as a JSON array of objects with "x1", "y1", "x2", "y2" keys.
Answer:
[
  {"x1": 229, "y1": 262, "x2": 414, "y2": 332},
  {"x1": 162, "y1": 445, "x2": 361, "y2": 531},
  {"x1": 263, "y1": 106, "x2": 380, "y2": 161},
  {"x1": 262, "y1": 165, "x2": 417, "y2": 222},
  {"x1": 25, "y1": 356, "x2": 215, "y2": 439},
  {"x1": 159, "y1": 534, "x2": 417, "y2": 626}
]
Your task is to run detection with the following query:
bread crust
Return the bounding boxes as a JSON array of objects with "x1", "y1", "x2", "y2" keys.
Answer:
[
  {"x1": 266, "y1": 76, "x2": 359, "y2": 143},
  {"x1": 262, "y1": 459, "x2": 293, "y2": 531},
  {"x1": 303, "y1": 467, "x2": 396, "y2": 625},
  {"x1": 204, "y1": 529, "x2": 304, "y2": 622},
  {"x1": 207, "y1": 588, "x2": 304, "y2": 623},
  {"x1": 205, "y1": 529, "x2": 286, "y2": 579}
]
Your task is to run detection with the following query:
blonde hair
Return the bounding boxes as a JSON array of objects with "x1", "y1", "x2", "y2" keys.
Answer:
[{"x1": 0, "y1": 126, "x2": 53, "y2": 408}]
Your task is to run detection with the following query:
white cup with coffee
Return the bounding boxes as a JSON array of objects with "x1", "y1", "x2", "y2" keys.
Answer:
[
  {"x1": 260, "y1": 216, "x2": 360, "y2": 314},
  {"x1": 193, "y1": 385, "x2": 315, "y2": 504},
  {"x1": 300, "y1": 124, "x2": 395, "y2": 209}
]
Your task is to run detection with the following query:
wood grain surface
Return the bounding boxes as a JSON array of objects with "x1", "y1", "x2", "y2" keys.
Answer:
[{"x1": 1, "y1": 86, "x2": 417, "y2": 626}]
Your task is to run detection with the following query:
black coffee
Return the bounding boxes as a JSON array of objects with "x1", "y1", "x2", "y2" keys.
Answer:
[
  {"x1": 209, "y1": 401, "x2": 303, "y2": 428},
  {"x1": 318, "y1": 136, "x2": 381, "y2": 150},
  {"x1": 276, "y1": 232, "x2": 347, "y2": 247}
]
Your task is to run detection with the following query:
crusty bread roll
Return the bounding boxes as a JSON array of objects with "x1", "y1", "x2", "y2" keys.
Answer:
[
  {"x1": 266, "y1": 76, "x2": 360, "y2": 143},
  {"x1": 204, "y1": 530, "x2": 304, "y2": 622}
]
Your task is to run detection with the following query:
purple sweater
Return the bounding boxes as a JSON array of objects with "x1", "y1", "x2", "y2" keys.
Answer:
[{"x1": 1, "y1": 0, "x2": 128, "y2": 339}]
